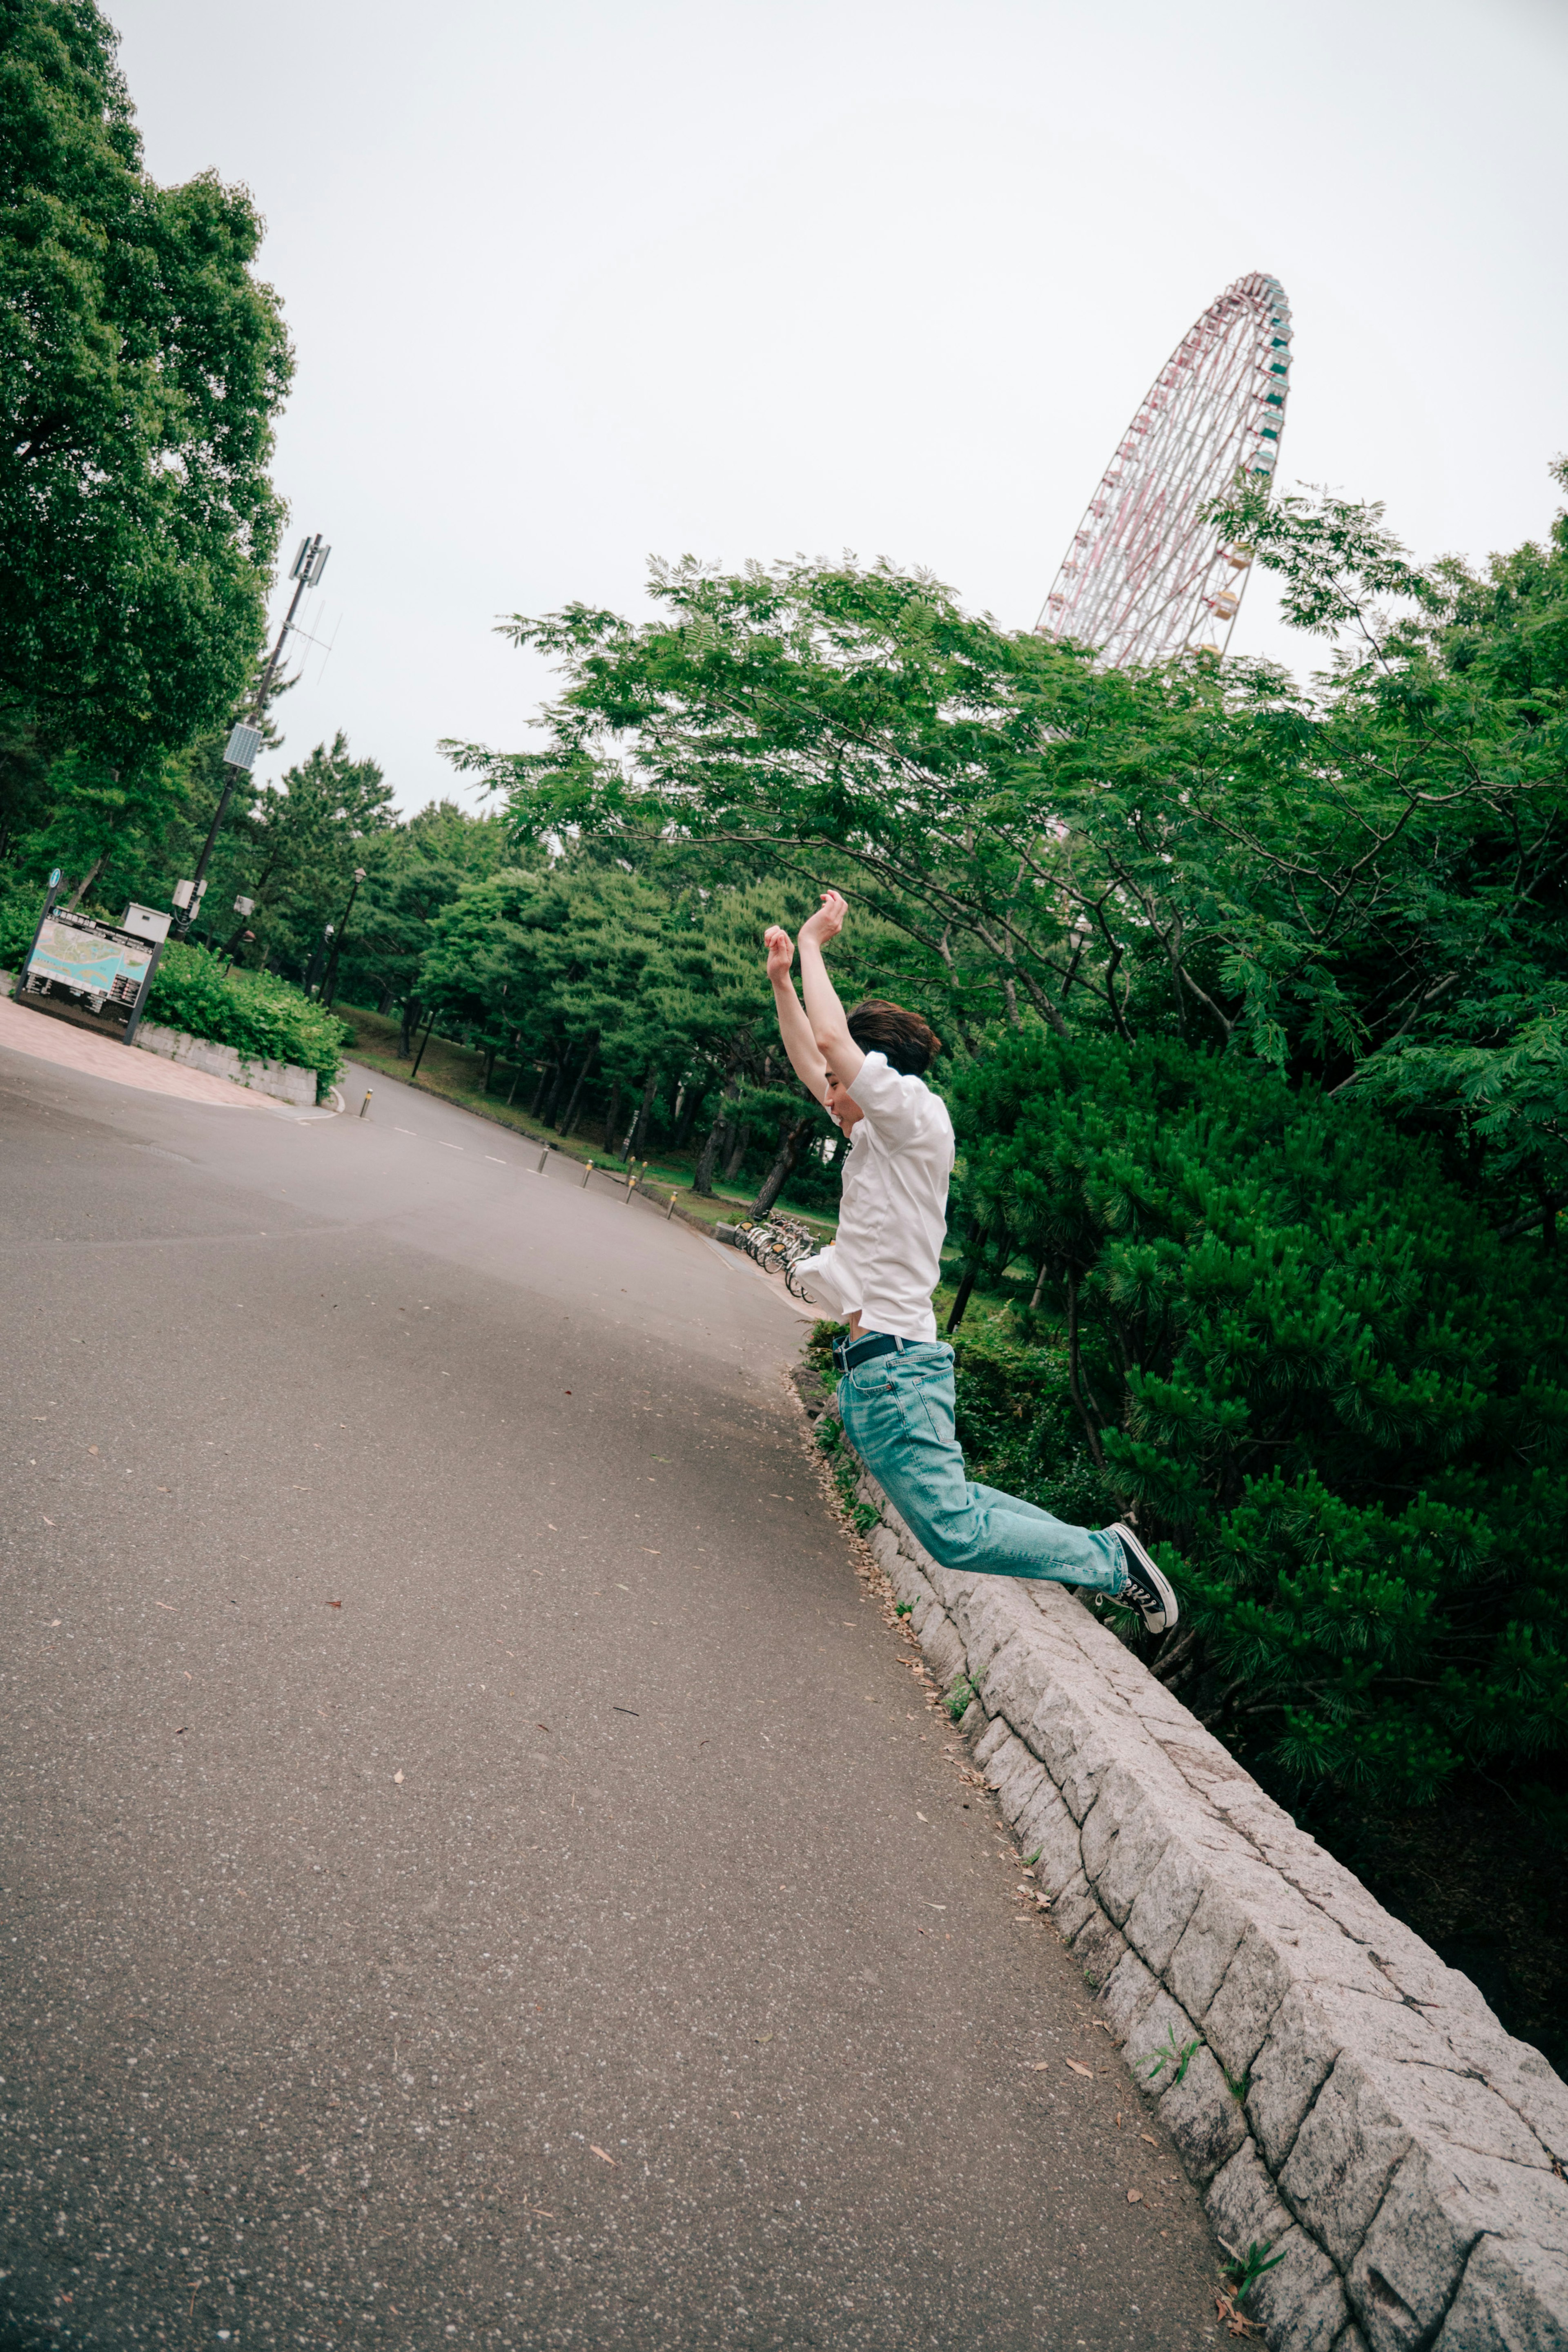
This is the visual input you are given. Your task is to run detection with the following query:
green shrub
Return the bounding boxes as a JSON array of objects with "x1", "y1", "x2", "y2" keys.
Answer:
[
  {"x1": 944, "y1": 1027, "x2": 1568, "y2": 1824},
  {"x1": 0, "y1": 875, "x2": 45, "y2": 968},
  {"x1": 146, "y1": 944, "x2": 351, "y2": 1092}
]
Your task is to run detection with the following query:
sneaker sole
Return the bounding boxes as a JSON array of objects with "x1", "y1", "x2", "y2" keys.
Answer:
[{"x1": 1112, "y1": 1522, "x2": 1179, "y2": 1634}]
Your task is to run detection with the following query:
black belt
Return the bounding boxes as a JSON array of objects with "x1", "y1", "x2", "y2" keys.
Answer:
[{"x1": 833, "y1": 1331, "x2": 906, "y2": 1373}]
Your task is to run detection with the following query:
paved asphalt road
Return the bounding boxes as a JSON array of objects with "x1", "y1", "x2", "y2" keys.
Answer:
[{"x1": 2, "y1": 1043, "x2": 1226, "y2": 2352}]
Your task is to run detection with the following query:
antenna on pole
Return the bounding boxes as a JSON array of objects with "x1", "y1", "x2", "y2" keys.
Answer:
[{"x1": 174, "y1": 533, "x2": 334, "y2": 937}]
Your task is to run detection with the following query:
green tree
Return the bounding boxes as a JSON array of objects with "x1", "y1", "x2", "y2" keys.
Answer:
[
  {"x1": 338, "y1": 800, "x2": 513, "y2": 1038},
  {"x1": 216, "y1": 734, "x2": 396, "y2": 981},
  {"x1": 0, "y1": 0, "x2": 292, "y2": 770}
]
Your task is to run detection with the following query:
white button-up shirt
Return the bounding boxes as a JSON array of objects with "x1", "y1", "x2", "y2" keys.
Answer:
[{"x1": 795, "y1": 1052, "x2": 955, "y2": 1343}]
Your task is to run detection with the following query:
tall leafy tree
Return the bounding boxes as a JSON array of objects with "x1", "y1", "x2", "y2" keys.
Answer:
[
  {"x1": 216, "y1": 734, "x2": 396, "y2": 979},
  {"x1": 0, "y1": 0, "x2": 292, "y2": 772}
]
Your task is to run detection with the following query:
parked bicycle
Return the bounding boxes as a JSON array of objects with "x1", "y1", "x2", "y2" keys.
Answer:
[{"x1": 733, "y1": 1211, "x2": 824, "y2": 1300}]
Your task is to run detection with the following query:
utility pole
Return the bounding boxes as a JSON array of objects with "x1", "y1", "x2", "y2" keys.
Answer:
[
  {"x1": 322, "y1": 867, "x2": 366, "y2": 1009},
  {"x1": 172, "y1": 533, "x2": 331, "y2": 938}
]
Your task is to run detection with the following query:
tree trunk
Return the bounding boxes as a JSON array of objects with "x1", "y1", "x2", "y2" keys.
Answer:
[
  {"x1": 693, "y1": 1074, "x2": 739, "y2": 1195},
  {"x1": 557, "y1": 1038, "x2": 598, "y2": 1134},
  {"x1": 945, "y1": 1214, "x2": 992, "y2": 1334},
  {"x1": 377, "y1": 981, "x2": 394, "y2": 1016},
  {"x1": 623, "y1": 1066, "x2": 657, "y2": 1158},
  {"x1": 400, "y1": 997, "x2": 420, "y2": 1057},
  {"x1": 529, "y1": 1059, "x2": 551, "y2": 1117},
  {"x1": 482, "y1": 1044, "x2": 497, "y2": 1093},
  {"x1": 749, "y1": 1112, "x2": 814, "y2": 1219},
  {"x1": 722, "y1": 1121, "x2": 753, "y2": 1183},
  {"x1": 540, "y1": 1059, "x2": 566, "y2": 1125},
  {"x1": 601, "y1": 1078, "x2": 622, "y2": 1153},
  {"x1": 67, "y1": 852, "x2": 109, "y2": 912}
]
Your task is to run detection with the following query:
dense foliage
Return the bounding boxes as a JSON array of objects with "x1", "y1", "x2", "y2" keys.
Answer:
[
  {"x1": 0, "y1": 0, "x2": 291, "y2": 811},
  {"x1": 943, "y1": 1027, "x2": 1566, "y2": 1808}
]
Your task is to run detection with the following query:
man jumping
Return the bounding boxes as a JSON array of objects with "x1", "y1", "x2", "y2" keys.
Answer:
[{"x1": 764, "y1": 891, "x2": 1178, "y2": 1634}]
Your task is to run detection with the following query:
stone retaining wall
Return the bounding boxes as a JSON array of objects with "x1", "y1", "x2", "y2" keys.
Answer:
[
  {"x1": 133, "y1": 1019, "x2": 318, "y2": 1107},
  {"x1": 851, "y1": 1458, "x2": 1568, "y2": 2352}
]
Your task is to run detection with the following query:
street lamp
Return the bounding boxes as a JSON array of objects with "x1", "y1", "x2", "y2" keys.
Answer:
[{"x1": 323, "y1": 867, "x2": 367, "y2": 1010}]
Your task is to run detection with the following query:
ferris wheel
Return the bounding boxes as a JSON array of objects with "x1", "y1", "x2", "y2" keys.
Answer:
[{"x1": 1036, "y1": 272, "x2": 1292, "y2": 664}]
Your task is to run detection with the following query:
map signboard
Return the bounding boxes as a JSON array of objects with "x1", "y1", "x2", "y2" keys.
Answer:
[{"x1": 25, "y1": 912, "x2": 154, "y2": 1011}]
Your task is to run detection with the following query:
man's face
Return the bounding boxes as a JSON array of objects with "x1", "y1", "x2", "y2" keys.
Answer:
[{"x1": 824, "y1": 1068, "x2": 864, "y2": 1130}]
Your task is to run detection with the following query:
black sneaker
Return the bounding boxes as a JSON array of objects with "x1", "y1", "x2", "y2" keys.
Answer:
[{"x1": 1110, "y1": 1523, "x2": 1179, "y2": 1636}]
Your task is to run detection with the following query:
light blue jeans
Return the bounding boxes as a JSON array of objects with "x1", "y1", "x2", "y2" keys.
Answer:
[{"x1": 838, "y1": 1338, "x2": 1128, "y2": 1594}]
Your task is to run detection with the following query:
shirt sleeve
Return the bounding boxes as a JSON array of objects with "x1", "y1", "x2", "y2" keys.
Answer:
[{"x1": 845, "y1": 1052, "x2": 949, "y2": 1153}]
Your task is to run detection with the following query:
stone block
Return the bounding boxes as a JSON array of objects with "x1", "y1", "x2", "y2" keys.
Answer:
[
  {"x1": 919, "y1": 1614, "x2": 966, "y2": 1692},
  {"x1": 1359, "y1": 2060, "x2": 1552, "y2": 2173},
  {"x1": 1247, "y1": 1985, "x2": 1343, "y2": 2172},
  {"x1": 1048, "y1": 1871, "x2": 1099, "y2": 1945},
  {"x1": 1438, "y1": 2142, "x2": 1568, "y2": 2252},
  {"x1": 1013, "y1": 1779, "x2": 1073, "y2": 1868},
  {"x1": 1018, "y1": 1681, "x2": 1121, "y2": 1822},
  {"x1": 980, "y1": 1632, "x2": 1054, "y2": 1733},
  {"x1": 1124, "y1": 1835, "x2": 1208, "y2": 1976},
  {"x1": 1438, "y1": 2020, "x2": 1568, "y2": 2169},
  {"x1": 993, "y1": 1751, "x2": 1047, "y2": 1828},
  {"x1": 1099, "y1": 1948, "x2": 1160, "y2": 2040},
  {"x1": 1029, "y1": 1796, "x2": 1085, "y2": 1899},
  {"x1": 972, "y1": 1715, "x2": 1013, "y2": 1770},
  {"x1": 1432, "y1": 2234, "x2": 1568, "y2": 2352},
  {"x1": 1167, "y1": 1879, "x2": 1251, "y2": 2022},
  {"x1": 1280, "y1": 2056, "x2": 1415, "y2": 2271},
  {"x1": 1203, "y1": 1922, "x2": 1296, "y2": 2079},
  {"x1": 1095, "y1": 1797, "x2": 1176, "y2": 1932},
  {"x1": 956, "y1": 1594, "x2": 1014, "y2": 1686},
  {"x1": 957, "y1": 1697, "x2": 987, "y2": 1740},
  {"x1": 1158, "y1": 2042, "x2": 1250, "y2": 2182},
  {"x1": 1247, "y1": 2225, "x2": 1352, "y2": 2352},
  {"x1": 1125, "y1": 1986, "x2": 1202, "y2": 2097},
  {"x1": 1208, "y1": 2138, "x2": 1292, "y2": 2256},
  {"x1": 1332, "y1": 2329, "x2": 1371, "y2": 2352},
  {"x1": 866, "y1": 1525, "x2": 902, "y2": 1580},
  {"x1": 1070, "y1": 1905, "x2": 1127, "y2": 1992},
  {"x1": 1345, "y1": 2146, "x2": 1488, "y2": 2352}
]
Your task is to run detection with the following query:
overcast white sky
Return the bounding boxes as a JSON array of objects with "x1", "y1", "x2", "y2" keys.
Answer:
[{"x1": 111, "y1": 0, "x2": 1568, "y2": 814}]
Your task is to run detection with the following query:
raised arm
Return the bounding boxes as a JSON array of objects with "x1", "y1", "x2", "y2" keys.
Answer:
[
  {"x1": 765, "y1": 925, "x2": 829, "y2": 1106},
  {"x1": 797, "y1": 892, "x2": 864, "y2": 1087}
]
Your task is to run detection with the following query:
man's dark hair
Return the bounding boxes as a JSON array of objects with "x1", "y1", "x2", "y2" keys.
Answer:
[{"x1": 845, "y1": 999, "x2": 943, "y2": 1077}]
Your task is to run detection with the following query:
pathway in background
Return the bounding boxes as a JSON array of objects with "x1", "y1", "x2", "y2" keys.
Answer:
[{"x1": 2, "y1": 1046, "x2": 1224, "y2": 2350}]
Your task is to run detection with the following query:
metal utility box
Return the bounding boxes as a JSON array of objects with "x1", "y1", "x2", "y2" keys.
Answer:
[{"x1": 120, "y1": 903, "x2": 172, "y2": 945}]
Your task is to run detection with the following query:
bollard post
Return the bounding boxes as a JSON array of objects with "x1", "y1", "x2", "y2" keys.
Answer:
[
  {"x1": 581, "y1": 1159, "x2": 593, "y2": 1188},
  {"x1": 666, "y1": 1190, "x2": 677, "y2": 1219},
  {"x1": 359, "y1": 1090, "x2": 373, "y2": 1119},
  {"x1": 536, "y1": 1147, "x2": 549, "y2": 1174},
  {"x1": 624, "y1": 1173, "x2": 637, "y2": 1204}
]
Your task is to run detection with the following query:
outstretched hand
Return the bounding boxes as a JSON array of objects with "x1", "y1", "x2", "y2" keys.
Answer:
[
  {"x1": 798, "y1": 890, "x2": 848, "y2": 947},
  {"x1": 764, "y1": 924, "x2": 795, "y2": 983}
]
